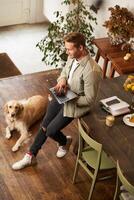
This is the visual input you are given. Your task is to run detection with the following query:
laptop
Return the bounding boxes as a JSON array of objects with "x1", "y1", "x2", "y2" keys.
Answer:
[{"x1": 49, "y1": 87, "x2": 78, "y2": 104}]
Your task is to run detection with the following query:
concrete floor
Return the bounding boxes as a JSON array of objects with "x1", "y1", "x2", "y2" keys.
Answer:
[{"x1": 0, "y1": 23, "x2": 54, "y2": 75}]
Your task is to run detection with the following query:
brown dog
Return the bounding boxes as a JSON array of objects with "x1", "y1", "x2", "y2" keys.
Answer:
[{"x1": 4, "y1": 95, "x2": 48, "y2": 152}]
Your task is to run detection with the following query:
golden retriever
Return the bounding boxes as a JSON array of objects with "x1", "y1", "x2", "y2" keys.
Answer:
[{"x1": 4, "y1": 95, "x2": 48, "y2": 152}]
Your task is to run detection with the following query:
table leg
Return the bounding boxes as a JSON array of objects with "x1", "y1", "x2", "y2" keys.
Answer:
[
  {"x1": 95, "y1": 49, "x2": 100, "y2": 62},
  {"x1": 109, "y1": 63, "x2": 115, "y2": 78},
  {"x1": 102, "y1": 58, "x2": 109, "y2": 79}
]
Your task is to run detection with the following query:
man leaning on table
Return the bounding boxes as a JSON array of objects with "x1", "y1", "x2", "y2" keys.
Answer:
[{"x1": 12, "y1": 32, "x2": 102, "y2": 170}]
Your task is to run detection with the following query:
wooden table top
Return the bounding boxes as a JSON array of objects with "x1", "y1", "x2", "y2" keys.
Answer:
[
  {"x1": 93, "y1": 37, "x2": 134, "y2": 77},
  {"x1": 0, "y1": 69, "x2": 60, "y2": 121},
  {"x1": 82, "y1": 75, "x2": 134, "y2": 185},
  {"x1": 0, "y1": 70, "x2": 115, "y2": 200},
  {"x1": 93, "y1": 37, "x2": 122, "y2": 58},
  {"x1": 1, "y1": 69, "x2": 134, "y2": 185},
  {"x1": 107, "y1": 52, "x2": 134, "y2": 74}
]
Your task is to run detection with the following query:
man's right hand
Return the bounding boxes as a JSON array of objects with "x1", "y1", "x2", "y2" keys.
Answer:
[{"x1": 54, "y1": 78, "x2": 67, "y2": 96}]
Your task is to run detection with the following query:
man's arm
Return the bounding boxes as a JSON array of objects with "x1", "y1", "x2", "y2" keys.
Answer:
[
  {"x1": 76, "y1": 71, "x2": 101, "y2": 107},
  {"x1": 54, "y1": 58, "x2": 72, "y2": 95}
]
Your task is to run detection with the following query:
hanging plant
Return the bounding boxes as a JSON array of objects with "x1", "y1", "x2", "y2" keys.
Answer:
[{"x1": 36, "y1": 0, "x2": 97, "y2": 67}]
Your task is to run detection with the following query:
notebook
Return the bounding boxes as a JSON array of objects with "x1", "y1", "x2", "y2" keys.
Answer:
[{"x1": 49, "y1": 87, "x2": 77, "y2": 104}]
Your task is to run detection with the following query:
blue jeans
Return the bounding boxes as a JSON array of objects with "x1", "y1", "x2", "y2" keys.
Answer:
[{"x1": 30, "y1": 98, "x2": 74, "y2": 156}]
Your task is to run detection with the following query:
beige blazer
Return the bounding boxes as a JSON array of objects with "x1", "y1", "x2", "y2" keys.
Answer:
[{"x1": 57, "y1": 54, "x2": 102, "y2": 118}]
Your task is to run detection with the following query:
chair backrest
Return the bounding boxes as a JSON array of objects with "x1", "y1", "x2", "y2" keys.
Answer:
[
  {"x1": 78, "y1": 118, "x2": 103, "y2": 172},
  {"x1": 78, "y1": 119, "x2": 102, "y2": 153},
  {"x1": 117, "y1": 161, "x2": 134, "y2": 196}
]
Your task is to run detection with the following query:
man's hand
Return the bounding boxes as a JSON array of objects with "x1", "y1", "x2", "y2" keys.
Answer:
[{"x1": 54, "y1": 78, "x2": 68, "y2": 96}]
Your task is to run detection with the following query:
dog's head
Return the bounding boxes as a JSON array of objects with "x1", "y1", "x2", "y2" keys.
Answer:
[{"x1": 4, "y1": 100, "x2": 24, "y2": 119}]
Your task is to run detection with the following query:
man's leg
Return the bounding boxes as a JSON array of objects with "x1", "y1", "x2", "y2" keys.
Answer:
[
  {"x1": 30, "y1": 102, "x2": 74, "y2": 156},
  {"x1": 44, "y1": 108, "x2": 74, "y2": 158},
  {"x1": 29, "y1": 98, "x2": 63, "y2": 156},
  {"x1": 45, "y1": 107, "x2": 73, "y2": 145}
]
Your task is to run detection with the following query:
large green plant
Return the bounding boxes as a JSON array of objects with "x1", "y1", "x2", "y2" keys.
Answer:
[{"x1": 36, "y1": 0, "x2": 97, "y2": 67}]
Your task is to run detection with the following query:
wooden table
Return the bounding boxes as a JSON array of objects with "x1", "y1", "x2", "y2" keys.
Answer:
[
  {"x1": 0, "y1": 70, "x2": 88, "y2": 200},
  {"x1": 0, "y1": 53, "x2": 21, "y2": 78},
  {"x1": 0, "y1": 69, "x2": 60, "y2": 105},
  {"x1": 107, "y1": 52, "x2": 134, "y2": 78},
  {"x1": 93, "y1": 38, "x2": 134, "y2": 79},
  {"x1": 81, "y1": 75, "x2": 134, "y2": 185},
  {"x1": 93, "y1": 38, "x2": 122, "y2": 78}
]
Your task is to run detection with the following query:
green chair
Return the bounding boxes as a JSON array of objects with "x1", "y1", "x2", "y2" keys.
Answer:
[
  {"x1": 73, "y1": 118, "x2": 115, "y2": 200},
  {"x1": 113, "y1": 161, "x2": 134, "y2": 200}
]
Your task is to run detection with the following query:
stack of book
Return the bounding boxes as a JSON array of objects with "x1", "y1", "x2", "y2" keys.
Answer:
[{"x1": 100, "y1": 96, "x2": 130, "y2": 116}]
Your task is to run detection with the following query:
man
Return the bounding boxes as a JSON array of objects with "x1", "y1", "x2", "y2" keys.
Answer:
[{"x1": 12, "y1": 32, "x2": 102, "y2": 170}]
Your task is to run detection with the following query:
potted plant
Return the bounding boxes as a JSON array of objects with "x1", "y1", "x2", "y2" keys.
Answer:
[
  {"x1": 103, "y1": 5, "x2": 134, "y2": 45},
  {"x1": 36, "y1": 0, "x2": 97, "y2": 67}
]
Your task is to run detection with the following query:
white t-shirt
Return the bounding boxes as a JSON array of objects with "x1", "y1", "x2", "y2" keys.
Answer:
[{"x1": 68, "y1": 59, "x2": 79, "y2": 86}]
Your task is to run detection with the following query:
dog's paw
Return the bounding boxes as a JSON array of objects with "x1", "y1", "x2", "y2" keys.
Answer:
[
  {"x1": 24, "y1": 137, "x2": 30, "y2": 144},
  {"x1": 12, "y1": 145, "x2": 20, "y2": 152},
  {"x1": 5, "y1": 132, "x2": 11, "y2": 139},
  {"x1": 5, "y1": 127, "x2": 12, "y2": 139}
]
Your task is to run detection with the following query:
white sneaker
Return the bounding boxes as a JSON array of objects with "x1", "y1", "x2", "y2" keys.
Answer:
[
  {"x1": 12, "y1": 153, "x2": 36, "y2": 170},
  {"x1": 56, "y1": 136, "x2": 72, "y2": 158}
]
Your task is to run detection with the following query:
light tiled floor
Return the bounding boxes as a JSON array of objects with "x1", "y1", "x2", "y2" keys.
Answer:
[
  {"x1": 0, "y1": 23, "x2": 55, "y2": 75},
  {"x1": 0, "y1": 23, "x2": 118, "y2": 77}
]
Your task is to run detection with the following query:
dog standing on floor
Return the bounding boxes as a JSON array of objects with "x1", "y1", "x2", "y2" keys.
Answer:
[{"x1": 3, "y1": 95, "x2": 48, "y2": 152}]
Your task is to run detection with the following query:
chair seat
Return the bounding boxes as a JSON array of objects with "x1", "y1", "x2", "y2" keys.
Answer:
[
  {"x1": 120, "y1": 191, "x2": 134, "y2": 200},
  {"x1": 82, "y1": 148, "x2": 115, "y2": 170}
]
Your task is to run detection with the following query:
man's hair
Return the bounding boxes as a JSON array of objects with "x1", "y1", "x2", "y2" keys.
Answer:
[{"x1": 64, "y1": 32, "x2": 86, "y2": 48}]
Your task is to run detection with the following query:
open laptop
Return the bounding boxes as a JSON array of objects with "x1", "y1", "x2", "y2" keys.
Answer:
[{"x1": 49, "y1": 87, "x2": 77, "y2": 104}]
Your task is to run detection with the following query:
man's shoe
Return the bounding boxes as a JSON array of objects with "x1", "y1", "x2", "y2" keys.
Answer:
[
  {"x1": 56, "y1": 136, "x2": 72, "y2": 158},
  {"x1": 12, "y1": 153, "x2": 37, "y2": 170}
]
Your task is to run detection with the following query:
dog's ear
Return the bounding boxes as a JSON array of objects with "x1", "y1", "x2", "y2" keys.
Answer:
[
  {"x1": 18, "y1": 103, "x2": 24, "y2": 112},
  {"x1": 3, "y1": 103, "x2": 8, "y2": 114}
]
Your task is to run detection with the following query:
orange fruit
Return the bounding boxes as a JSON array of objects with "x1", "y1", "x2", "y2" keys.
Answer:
[{"x1": 127, "y1": 83, "x2": 132, "y2": 89}]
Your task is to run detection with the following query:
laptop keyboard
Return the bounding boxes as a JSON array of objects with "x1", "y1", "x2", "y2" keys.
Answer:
[
  {"x1": 56, "y1": 96, "x2": 69, "y2": 103},
  {"x1": 52, "y1": 89, "x2": 69, "y2": 103},
  {"x1": 50, "y1": 88, "x2": 69, "y2": 103}
]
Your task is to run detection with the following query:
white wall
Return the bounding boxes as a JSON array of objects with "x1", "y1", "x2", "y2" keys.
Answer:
[
  {"x1": 29, "y1": 0, "x2": 47, "y2": 23},
  {"x1": 0, "y1": 0, "x2": 27, "y2": 26},
  {"x1": 0, "y1": 0, "x2": 47, "y2": 27},
  {"x1": 43, "y1": 0, "x2": 69, "y2": 22}
]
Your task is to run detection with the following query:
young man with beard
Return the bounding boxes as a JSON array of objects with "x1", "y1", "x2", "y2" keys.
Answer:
[{"x1": 12, "y1": 32, "x2": 102, "y2": 170}]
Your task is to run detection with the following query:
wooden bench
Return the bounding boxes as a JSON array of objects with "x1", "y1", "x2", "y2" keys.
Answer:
[{"x1": 0, "y1": 53, "x2": 21, "y2": 78}]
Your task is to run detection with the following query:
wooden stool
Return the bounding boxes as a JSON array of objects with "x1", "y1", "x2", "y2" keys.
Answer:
[{"x1": 0, "y1": 53, "x2": 21, "y2": 78}]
